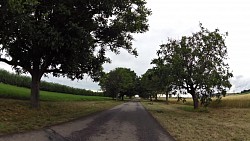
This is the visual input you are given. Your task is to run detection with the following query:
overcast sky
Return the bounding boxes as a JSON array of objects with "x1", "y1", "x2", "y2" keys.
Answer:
[{"x1": 1, "y1": 0, "x2": 250, "y2": 92}]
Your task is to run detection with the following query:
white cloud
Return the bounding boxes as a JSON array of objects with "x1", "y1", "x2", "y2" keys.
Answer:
[{"x1": 230, "y1": 75, "x2": 250, "y2": 93}]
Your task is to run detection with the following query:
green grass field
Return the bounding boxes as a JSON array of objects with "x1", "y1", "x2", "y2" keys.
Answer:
[
  {"x1": 0, "y1": 83, "x2": 109, "y2": 101},
  {"x1": 0, "y1": 83, "x2": 122, "y2": 135}
]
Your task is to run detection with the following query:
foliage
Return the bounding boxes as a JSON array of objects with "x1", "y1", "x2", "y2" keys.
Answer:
[
  {"x1": 0, "y1": 69, "x2": 101, "y2": 96},
  {"x1": 140, "y1": 68, "x2": 161, "y2": 100},
  {"x1": 241, "y1": 89, "x2": 250, "y2": 94},
  {"x1": 0, "y1": 0, "x2": 151, "y2": 107},
  {"x1": 133, "y1": 77, "x2": 145, "y2": 97},
  {"x1": 151, "y1": 59, "x2": 173, "y2": 103},
  {"x1": 99, "y1": 68, "x2": 137, "y2": 99},
  {"x1": 155, "y1": 23, "x2": 233, "y2": 109}
]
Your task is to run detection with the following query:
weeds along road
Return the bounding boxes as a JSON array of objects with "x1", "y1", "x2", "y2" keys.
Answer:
[{"x1": 0, "y1": 101, "x2": 175, "y2": 141}]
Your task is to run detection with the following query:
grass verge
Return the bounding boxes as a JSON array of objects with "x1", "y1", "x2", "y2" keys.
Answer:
[
  {"x1": 0, "y1": 98, "x2": 122, "y2": 135},
  {"x1": 142, "y1": 101, "x2": 250, "y2": 141}
]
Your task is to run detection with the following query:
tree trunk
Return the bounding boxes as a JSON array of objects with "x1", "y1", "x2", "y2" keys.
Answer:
[
  {"x1": 155, "y1": 94, "x2": 158, "y2": 101},
  {"x1": 116, "y1": 93, "x2": 119, "y2": 101},
  {"x1": 165, "y1": 91, "x2": 169, "y2": 104},
  {"x1": 149, "y1": 95, "x2": 152, "y2": 101},
  {"x1": 30, "y1": 72, "x2": 41, "y2": 109},
  {"x1": 189, "y1": 86, "x2": 199, "y2": 109},
  {"x1": 191, "y1": 90, "x2": 199, "y2": 109},
  {"x1": 192, "y1": 95, "x2": 199, "y2": 109}
]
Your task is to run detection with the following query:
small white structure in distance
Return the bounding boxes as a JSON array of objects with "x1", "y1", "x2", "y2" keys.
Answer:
[{"x1": 157, "y1": 93, "x2": 192, "y2": 98}]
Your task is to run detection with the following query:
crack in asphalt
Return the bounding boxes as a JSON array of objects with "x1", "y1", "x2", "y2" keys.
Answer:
[{"x1": 44, "y1": 128, "x2": 71, "y2": 141}]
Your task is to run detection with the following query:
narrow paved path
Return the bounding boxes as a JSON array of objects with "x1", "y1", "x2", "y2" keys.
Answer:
[{"x1": 0, "y1": 101, "x2": 175, "y2": 141}]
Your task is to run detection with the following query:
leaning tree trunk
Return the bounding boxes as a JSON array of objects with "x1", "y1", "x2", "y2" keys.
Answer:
[{"x1": 30, "y1": 72, "x2": 41, "y2": 108}]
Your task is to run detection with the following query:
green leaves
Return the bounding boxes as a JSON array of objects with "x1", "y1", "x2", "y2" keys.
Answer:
[
  {"x1": 0, "y1": 0, "x2": 151, "y2": 80},
  {"x1": 0, "y1": 0, "x2": 151, "y2": 107},
  {"x1": 154, "y1": 24, "x2": 233, "y2": 108},
  {"x1": 99, "y1": 68, "x2": 137, "y2": 99},
  {"x1": 8, "y1": 0, "x2": 39, "y2": 13}
]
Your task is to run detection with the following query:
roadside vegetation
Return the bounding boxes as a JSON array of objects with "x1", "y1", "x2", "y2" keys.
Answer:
[
  {"x1": 142, "y1": 94, "x2": 250, "y2": 141},
  {"x1": 0, "y1": 81, "x2": 121, "y2": 135},
  {"x1": 0, "y1": 98, "x2": 122, "y2": 135},
  {"x1": 0, "y1": 69, "x2": 102, "y2": 96}
]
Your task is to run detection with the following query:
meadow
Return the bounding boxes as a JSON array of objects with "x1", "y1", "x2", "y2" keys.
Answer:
[
  {"x1": 0, "y1": 83, "x2": 109, "y2": 101},
  {"x1": 166, "y1": 94, "x2": 250, "y2": 108},
  {"x1": 142, "y1": 94, "x2": 250, "y2": 141},
  {"x1": 0, "y1": 83, "x2": 121, "y2": 135}
]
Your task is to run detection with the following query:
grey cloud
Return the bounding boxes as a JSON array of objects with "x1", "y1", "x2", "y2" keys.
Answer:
[{"x1": 229, "y1": 75, "x2": 250, "y2": 93}]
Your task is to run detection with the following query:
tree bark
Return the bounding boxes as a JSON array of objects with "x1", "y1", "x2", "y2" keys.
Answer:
[
  {"x1": 30, "y1": 72, "x2": 41, "y2": 109},
  {"x1": 192, "y1": 95, "x2": 199, "y2": 109},
  {"x1": 189, "y1": 86, "x2": 199, "y2": 109},
  {"x1": 116, "y1": 93, "x2": 119, "y2": 101},
  {"x1": 165, "y1": 91, "x2": 169, "y2": 104},
  {"x1": 154, "y1": 94, "x2": 158, "y2": 101}
]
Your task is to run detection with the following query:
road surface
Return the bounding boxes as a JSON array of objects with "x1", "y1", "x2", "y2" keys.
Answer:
[{"x1": 0, "y1": 101, "x2": 175, "y2": 141}]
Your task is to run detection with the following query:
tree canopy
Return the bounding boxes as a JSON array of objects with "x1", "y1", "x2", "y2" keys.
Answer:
[
  {"x1": 0, "y1": 0, "x2": 151, "y2": 108},
  {"x1": 139, "y1": 68, "x2": 160, "y2": 100},
  {"x1": 99, "y1": 68, "x2": 137, "y2": 100},
  {"x1": 154, "y1": 24, "x2": 233, "y2": 109}
]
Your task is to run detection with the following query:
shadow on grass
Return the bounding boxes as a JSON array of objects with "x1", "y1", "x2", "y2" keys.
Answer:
[{"x1": 177, "y1": 106, "x2": 210, "y2": 113}]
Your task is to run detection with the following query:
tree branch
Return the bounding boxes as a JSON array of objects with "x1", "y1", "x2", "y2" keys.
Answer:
[
  {"x1": 44, "y1": 69, "x2": 64, "y2": 73},
  {"x1": 0, "y1": 57, "x2": 33, "y2": 74},
  {"x1": 0, "y1": 58, "x2": 15, "y2": 66}
]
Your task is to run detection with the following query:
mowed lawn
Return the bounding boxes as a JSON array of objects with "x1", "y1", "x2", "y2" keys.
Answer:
[
  {"x1": 142, "y1": 94, "x2": 250, "y2": 141},
  {"x1": 0, "y1": 83, "x2": 122, "y2": 135}
]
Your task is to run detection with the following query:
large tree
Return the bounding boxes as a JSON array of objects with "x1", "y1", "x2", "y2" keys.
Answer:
[
  {"x1": 155, "y1": 24, "x2": 233, "y2": 109},
  {"x1": 151, "y1": 59, "x2": 173, "y2": 104},
  {"x1": 0, "y1": 0, "x2": 151, "y2": 108},
  {"x1": 140, "y1": 68, "x2": 162, "y2": 101},
  {"x1": 99, "y1": 68, "x2": 137, "y2": 100}
]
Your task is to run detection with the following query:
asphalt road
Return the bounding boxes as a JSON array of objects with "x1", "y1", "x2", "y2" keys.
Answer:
[{"x1": 0, "y1": 101, "x2": 175, "y2": 141}]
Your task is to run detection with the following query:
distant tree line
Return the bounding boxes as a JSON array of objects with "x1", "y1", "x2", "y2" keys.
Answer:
[
  {"x1": 0, "y1": 69, "x2": 102, "y2": 96},
  {"x1": 241, "y1": 89, "x2": 250, "y2": 94},
  {"x1": 99, "y1": 24, "x2": 233, "y2": 110}
]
